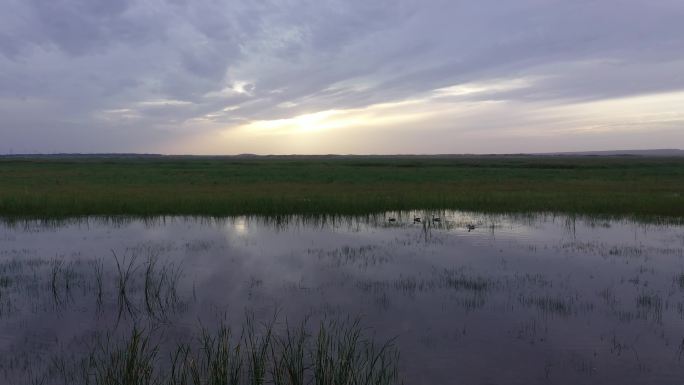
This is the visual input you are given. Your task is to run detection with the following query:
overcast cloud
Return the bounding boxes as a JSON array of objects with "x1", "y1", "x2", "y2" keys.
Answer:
[{"x1": 1, "y1": 0, "x2": 683, "y2": 154}]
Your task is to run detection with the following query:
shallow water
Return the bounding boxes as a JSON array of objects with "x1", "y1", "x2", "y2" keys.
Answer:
[{"x1": 1, "y1": 211, "x2": 684, "y2": 384}]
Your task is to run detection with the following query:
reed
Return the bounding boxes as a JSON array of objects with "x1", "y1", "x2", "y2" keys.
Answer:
[{"x1": 47, "y1": 315, "x2": 402, "y2": 385}]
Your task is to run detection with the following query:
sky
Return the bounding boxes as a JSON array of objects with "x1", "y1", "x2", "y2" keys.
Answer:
[{"x1": 1, "y1": 0, "x2": 683, "y2": 155}]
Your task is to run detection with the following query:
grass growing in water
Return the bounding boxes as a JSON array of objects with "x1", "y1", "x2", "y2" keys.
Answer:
[
  {"x1": 1, "y1": 155, "x2": 683, "y2": 218},
  {"x1": 48, "y1": 315, "x2": 401, "y2": 385},
  {"x1": 519, "y1": 295, "x2": 575, "y2": 317},
  {"x1": 676, "y1": 273, "x2": 684, "y2": 289},
  {"x1": 91, "y1": 327, "x2": 158, "y2": 385}
]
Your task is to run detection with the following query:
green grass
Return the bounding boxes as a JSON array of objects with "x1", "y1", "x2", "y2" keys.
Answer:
[
  {"x1": 48, "y1": 316, "x2": 401, "y2": 385},
  {"x1": 0, "y1": 155, "x2": 682, "y2": 219}
]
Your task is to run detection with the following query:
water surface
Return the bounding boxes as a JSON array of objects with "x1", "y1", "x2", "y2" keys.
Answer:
[{"x1": 1, "y1": 212, "x2": 683, "y2": 384}]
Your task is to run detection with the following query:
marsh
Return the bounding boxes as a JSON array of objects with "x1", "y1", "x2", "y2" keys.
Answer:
[
  {"x1": 1, "y1": 211, "x2": 683, "y2": 384},
  {"x1": 1, "y1": 156, "x2": 683, "y2": 218}
]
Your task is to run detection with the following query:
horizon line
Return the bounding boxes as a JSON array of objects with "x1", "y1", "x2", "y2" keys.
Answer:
[{"x1": 0, "y1": 149, "x2": 682, "y2": 158}]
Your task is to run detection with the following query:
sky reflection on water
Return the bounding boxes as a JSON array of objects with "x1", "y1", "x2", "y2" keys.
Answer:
[{"x1": 1, "y1": 211, "x2": 683, "y2": 384}]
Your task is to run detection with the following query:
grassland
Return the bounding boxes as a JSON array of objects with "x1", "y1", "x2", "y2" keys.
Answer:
[{"x1": 0, "y1": 155, "x2": 682, "y2": 219}]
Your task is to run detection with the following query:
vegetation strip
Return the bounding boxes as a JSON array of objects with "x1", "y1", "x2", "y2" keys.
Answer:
[{"x1": 1, "y1": 156, "x2": 682, "y2": 218}]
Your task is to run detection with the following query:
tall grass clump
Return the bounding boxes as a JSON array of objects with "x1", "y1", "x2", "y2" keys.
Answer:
[
  {"x1": 47, "y1": 315, "x2": 402, "y2": 385},
  {"x1": 51, "y1": 327, "x2": 160, "y2": 385},
  {"x1": 88, "y1": 327, "x2": 159, "y2": 385},
  {"x1": 143, "y1": 254, "x2": 183, "y2": 321},
  {"x1": 312, "y1": 318, "x2": 399, "y2": 385}
]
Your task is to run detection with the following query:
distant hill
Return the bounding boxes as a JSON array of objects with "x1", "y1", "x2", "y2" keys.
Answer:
[{"x1": 534, "y1": 149, "x2": 684, "y2": 157}]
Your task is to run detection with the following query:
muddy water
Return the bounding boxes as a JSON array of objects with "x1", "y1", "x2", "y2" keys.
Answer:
[{"x1": 1, "y1": 212, "x2": 683, "y2": 384}]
